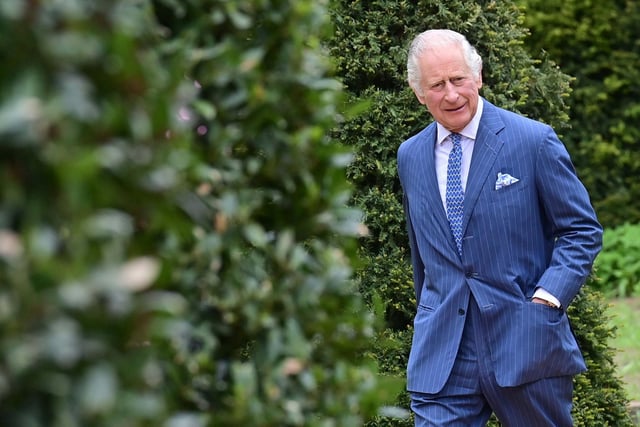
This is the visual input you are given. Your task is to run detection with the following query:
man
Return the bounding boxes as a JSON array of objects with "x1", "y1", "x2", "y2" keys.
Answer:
[{"x1": 397, "y1": 29, "x2": 602, "y2": 426}]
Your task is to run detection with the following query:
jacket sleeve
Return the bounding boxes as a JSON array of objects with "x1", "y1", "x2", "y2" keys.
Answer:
[
  {"x1": 403, "y1": 193, "x2": 425, "y2": 305},
  {"x1": 533, "y1": 126, "x2": 603, "y2": 308}
]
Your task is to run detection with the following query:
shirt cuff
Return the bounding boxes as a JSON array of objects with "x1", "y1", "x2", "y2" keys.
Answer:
[{"x1": 533, "y1": 287, "x2": 561, "y2": 308}]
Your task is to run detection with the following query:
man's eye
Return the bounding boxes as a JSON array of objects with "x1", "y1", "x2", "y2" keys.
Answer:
[
  {"x1": 452, "y1": 77, "x2": 466, "y2": 85},
  {"x1": 431, "y1": 82, "x2": 445, "y2": 89}
]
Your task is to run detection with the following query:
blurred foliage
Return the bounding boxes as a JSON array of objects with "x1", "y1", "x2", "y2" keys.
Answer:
[
  {"x1": 0, "y1": 1, "x2": 197, "y2": 425},
  {"x1": 593, "y1": 223, "x2": 640, "y2": 297},
  {"x1": 328, "y1": 0, "x2": 633, "y2": 425},
  {"x1": 0, "y1": 0, "x2": 396, "y2": 426},
  {"x1": 517, "y1": 0, "x2": 640, "y2": 228}
]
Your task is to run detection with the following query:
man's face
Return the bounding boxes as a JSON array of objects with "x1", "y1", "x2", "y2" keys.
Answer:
[{"x1": 412, "y1": 44, "x2": 482, "y2": 133}]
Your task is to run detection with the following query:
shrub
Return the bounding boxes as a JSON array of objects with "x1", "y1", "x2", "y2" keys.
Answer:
[
  {"x1": 592, "y1": 223, "x2": 640, "y2": 297},
  {"x1": 518, "y1": 0, "x2": 640, "y2": 227},
  {"x1": 570, "y1": 284, "x2": 634, "y2": 426}
]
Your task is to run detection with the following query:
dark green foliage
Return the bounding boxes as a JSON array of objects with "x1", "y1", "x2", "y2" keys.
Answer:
[
  {"x1": 592, "y1": 223, "x2": 640, "y2": 297},
  {"x1": 518, "y1": 0, "x2": 640, "y2": 227},
  {"x1": 569, "y1": 286, "x2": 634, "y2": 426},
  {"x1": 328, "y1": 0, "x2": 633, "y2": 425},
  {"x1": 1, "y1": 0, "x2": 393, "y2": 425}
]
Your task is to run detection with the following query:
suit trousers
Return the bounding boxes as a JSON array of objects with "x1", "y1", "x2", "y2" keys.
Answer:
[{"x1": 410, "y1": 294, "x2": 574, "y2": 426}]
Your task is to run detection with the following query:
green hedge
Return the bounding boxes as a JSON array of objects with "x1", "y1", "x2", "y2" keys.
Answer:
[{"x1": 518, "y1": 0, "x2": 640, "y2": 228}]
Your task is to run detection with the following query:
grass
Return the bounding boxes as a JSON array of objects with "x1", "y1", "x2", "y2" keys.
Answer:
[{"x1": 607, "y1": 297, "x2": 640, "y2": 404}]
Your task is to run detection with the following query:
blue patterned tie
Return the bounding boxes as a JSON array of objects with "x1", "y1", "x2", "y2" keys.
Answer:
[{"x1": 446, "y1": 133, "x2": 464, "y2": 255}]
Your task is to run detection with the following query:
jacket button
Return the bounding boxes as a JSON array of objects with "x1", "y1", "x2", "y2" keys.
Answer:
[
  {"x1": 458, "y1": 308, "x2": 465, "y2": 315},
  {"x1": 465, "y1": 271, "x2": 473, "y2": 278}
]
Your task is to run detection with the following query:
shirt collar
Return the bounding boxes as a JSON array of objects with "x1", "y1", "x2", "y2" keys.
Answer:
[{"x1": 437, "y1": 98, "x2": 484, "y2": 145}]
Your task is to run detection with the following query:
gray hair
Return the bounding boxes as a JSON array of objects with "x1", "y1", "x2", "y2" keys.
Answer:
[{"x1": 407, "y1": 29, "x2": 483, "y2": 95}]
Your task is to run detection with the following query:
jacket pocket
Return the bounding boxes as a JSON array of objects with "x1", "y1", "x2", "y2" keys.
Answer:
[{"x1": 489, "y1": 301, "x2": 586, "y2": 387}]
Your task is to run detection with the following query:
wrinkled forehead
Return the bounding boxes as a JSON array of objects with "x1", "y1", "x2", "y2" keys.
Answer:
[{"x1": 420, "y1": 46, "x2": 470, "y2": 77}]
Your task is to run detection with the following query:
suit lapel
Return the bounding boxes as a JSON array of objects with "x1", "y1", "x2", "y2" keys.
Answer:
[
  {"x1": 412, "y1": 101, "x2": 507, "y2": 258},
  {"x1": 462, "y1": 102, "x2": 506, "y2": 234}
]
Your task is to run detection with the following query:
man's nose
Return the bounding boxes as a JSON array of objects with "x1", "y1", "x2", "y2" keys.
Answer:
[{"x1": 443, "y1": 81, "x2": 459, "y2": 101}]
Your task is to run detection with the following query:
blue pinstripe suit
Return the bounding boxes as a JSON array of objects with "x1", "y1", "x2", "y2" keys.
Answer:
[{"x1": 398, "y1": 100, "x2": 602, "y2": 400}]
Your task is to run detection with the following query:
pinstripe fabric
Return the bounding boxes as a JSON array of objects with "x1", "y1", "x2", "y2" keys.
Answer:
[
  {"x1": 411, "y1": 296, "x2": 574, "y2": 426},
  {"x1": 398, "y1": 99, "x2": 602, "y2": 421}
]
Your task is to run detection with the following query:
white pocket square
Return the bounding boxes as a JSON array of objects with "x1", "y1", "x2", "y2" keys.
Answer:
[{"x1": 495, "y1": 172, "x2": 520, "y2": 190}]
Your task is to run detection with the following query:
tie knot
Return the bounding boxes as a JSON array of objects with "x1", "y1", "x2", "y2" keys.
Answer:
[{"x1": 450, "y1": 133, "x2": 461, "y2": 147}]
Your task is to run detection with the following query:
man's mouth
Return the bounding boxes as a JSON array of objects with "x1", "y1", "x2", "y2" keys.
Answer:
[{"x1": 446, "y1": 104, "x2": 465, "y2": 113}]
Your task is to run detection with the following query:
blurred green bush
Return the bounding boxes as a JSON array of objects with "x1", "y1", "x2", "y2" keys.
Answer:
[{"x1": 0, "y1": 1, "x2": 394, "y2": 425}]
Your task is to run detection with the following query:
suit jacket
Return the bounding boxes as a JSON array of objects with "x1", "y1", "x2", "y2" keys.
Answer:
[{"x1": 397, "y1": 99, "x2": 602, "y2": 393}]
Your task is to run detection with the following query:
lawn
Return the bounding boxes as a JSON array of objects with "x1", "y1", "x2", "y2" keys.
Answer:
[{"x1": 607, "y1": 297, "x2": 640, "y2": 405}]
